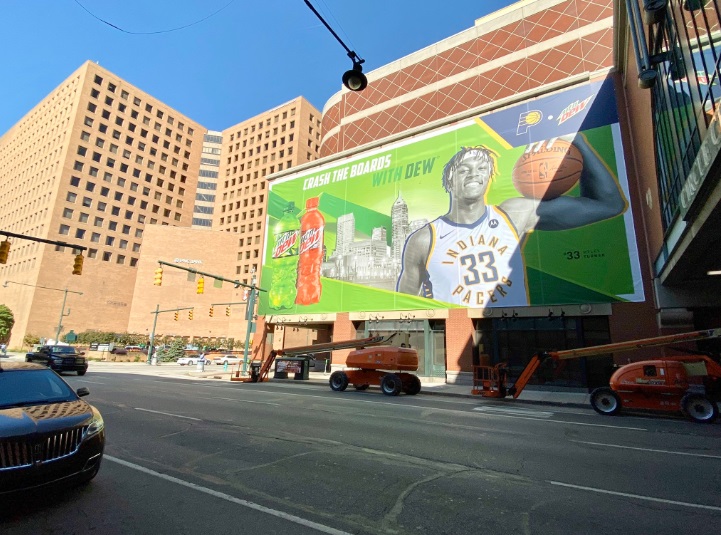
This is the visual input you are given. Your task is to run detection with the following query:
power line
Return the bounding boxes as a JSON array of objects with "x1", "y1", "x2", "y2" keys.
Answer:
[{"x1": 73, "y1": 0, "x2": 237, "y2": 35}]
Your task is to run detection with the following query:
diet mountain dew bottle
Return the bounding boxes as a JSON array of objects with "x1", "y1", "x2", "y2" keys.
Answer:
[{"x1": 268, "y1": 202, "x2": 300, "y2": 309}]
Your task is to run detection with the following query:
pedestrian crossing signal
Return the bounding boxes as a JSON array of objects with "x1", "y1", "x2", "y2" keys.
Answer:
[
  {"x1": 225, "y1": 306, "x2": 231, "y2": 317},
  {"x1": 209, "y1": 306, "x2": 214, "y2": 317},
  {"x1": 72, "y1": 254, "x2": 84, "y2": 275},
  {"x1": 154, "y1": 267, "x2": 163, "y2": 286},
  {"x1": 0, "y1": 240, "x2": 10, "y2": 264},
  {"x1": 174, "y1": 311, "x2": 179, "y2": 321}
]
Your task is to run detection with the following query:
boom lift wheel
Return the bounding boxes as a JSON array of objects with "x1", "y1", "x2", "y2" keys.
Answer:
[
  {"x1": 329, "y1": 371, "x2": 349, "y2": 392},
  {"x1": 681, "y1": 394, "x2": 719, "y2": 423},
  {"x1": 402, "y1": 375, "x2": 421, "y2": 395},
  {"x1": 590, "y1": 387, "x2": 622, "y2": 416},
  {"x1": 380, "y1": 373, "x2": 403, "y2": 396}
]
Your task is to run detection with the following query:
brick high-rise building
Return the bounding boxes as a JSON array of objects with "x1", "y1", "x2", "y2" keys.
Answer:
[
  {"x1": 0, "y1": 61, "x2": 204, "y2": 346},
  {"x1": 0, "y1": 62, "x2": 322, "y2": 348}
]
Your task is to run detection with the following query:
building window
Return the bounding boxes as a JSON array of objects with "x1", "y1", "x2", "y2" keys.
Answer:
[
  {"x1": 66, "y1": 192, "x2": 77, "y2": 203},
  {"x1": 102, "y1": 252, "x2": 112, "y2": 261},
  {"x1": 63, "y1": 208, "x2": 74, "y2": 219},
  {"x1": 75, "y1": 229, "x2": 85, "y2": 239},
  {"x1": 82, "y1": 197, "x2": 92, "y2": 208},
  {"x1": 91, "y1": 233, "x2": 100, "y2": 243},
  {"x1": 59, "y1": 224, "x2": 70, "y2": 235}
]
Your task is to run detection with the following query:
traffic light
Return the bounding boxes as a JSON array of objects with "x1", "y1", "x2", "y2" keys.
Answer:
[
  {"x1": 72, "y1": 254, "x2": 84, "y2": 275},
  {"x1": 209, "y1": 306, "x2": 214, "y2": 317},
  {"x1": 196, "y1": 277, "x2": 205, "y2": 294},
  {"x1": 0, "y1": 240, "x2": 10, "y2": 264},
  {"x1": 225, "y1": 306, "x2": 231, "y2": 317},
  {"x1": 188, "y1": 309, "x2": 194, "y2": 320},
  {"x1": 174, "y1": 311, "x2": 179, "y2": 321},
  {"x1": 154, "y1": 267, "x2": 163, "y2": 286}
]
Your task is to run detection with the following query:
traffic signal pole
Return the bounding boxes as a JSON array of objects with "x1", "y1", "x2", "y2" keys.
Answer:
[
  {"x1": 147, "y1": 305, "x2": 194, "y2": 365},
  {"x1": 155, "y1": 261, "x2": 266, "y2": 368}
]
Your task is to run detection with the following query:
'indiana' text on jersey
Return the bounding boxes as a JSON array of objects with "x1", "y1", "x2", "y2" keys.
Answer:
[{"x1": 424, "y1": 207, "x2": 528, "y2": 307}]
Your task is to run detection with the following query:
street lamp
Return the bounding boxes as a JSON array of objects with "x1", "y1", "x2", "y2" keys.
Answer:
[
  {"x1": 3, "y1": 281, "x2": 83, "y2": 344},
  {"x1": 303, "y1": 0, "x2": 368, "y2": 91}
]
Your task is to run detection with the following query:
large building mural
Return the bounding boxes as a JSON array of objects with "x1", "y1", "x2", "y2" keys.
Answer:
[{"x1": 259, "y1": 79, "x2": 644, "y2": 315}]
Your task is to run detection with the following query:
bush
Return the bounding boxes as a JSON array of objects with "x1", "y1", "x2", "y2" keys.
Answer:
[{"x1": 23, "y1": 333, "x2": 40, "y2": 348}]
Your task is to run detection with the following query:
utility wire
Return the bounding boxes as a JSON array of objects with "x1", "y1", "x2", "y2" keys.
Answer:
[
  {"x1": 73, "y1": 0, "x2": 237, "y2": 35},
  {"x1": 316, "y1": 0, "x2": 357, "y2": 55}
]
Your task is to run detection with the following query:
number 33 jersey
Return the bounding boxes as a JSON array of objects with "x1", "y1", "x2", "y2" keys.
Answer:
[{"x1": 423, "y1": 206, "x2": 529, "y2": 307}]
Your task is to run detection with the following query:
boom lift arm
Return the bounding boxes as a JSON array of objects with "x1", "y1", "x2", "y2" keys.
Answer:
[
  {"x1": 231, "y1": 333, "x2": 403, "y2": 383},
  {"x1": 473, "y1": 328, "x2": 721, "y2": 399}
]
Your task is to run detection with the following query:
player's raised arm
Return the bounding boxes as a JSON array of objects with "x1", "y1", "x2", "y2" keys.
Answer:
[
  {"x1": 397, "y1": 226, "x2": 432, "y2": 295},
  {"x1": 502, "y1": 134, "x2": 627, "y2": 234}
]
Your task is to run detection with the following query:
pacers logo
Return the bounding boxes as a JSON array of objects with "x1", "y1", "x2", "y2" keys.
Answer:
[{"x1": 517, "y1": 110, "x2": 543, "y2": 135}]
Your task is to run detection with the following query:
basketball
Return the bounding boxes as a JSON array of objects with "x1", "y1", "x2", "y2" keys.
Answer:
[{"x1": 511, "y1": 139, "x2": 584, "y2": 200}]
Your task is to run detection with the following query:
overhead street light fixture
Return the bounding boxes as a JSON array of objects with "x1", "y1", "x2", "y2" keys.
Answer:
[{"x1": 304, "y1": 0, "x2": 368, "y2": 92}]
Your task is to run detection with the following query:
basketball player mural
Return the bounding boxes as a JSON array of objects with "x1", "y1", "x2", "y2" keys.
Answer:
[{"x1": 396, "y1": 134, "x2": 627, "y2": 307}]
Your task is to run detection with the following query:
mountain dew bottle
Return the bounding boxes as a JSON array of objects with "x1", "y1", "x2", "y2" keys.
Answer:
[{"x1": 268, "y1": 202, "x2": 300, "y2": 309}]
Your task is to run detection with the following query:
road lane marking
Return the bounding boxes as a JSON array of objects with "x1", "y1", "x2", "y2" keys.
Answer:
[
  {"x1": 548, "y1": 480, "x2": 721, "y2": 512},
  {"x1": 105, "y1": 455, "x2": 352, "y2": 535},
  {"x1": 197, "y1": 395, "x2": 280, "y2": 407},
  {"x1": 571, "y1": 440, "x2": 721, "y2": 459},
  {"x1": 473, "y1": 407, "x2": 554, "y2": 418},
  {"x1": 134, "y1": 408, "x2": 201, "y2": 421},
  {"x1": 155, "y1": 386, "x2": 647, "y2": 430}
]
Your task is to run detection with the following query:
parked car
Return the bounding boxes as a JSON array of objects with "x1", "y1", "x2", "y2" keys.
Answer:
[
  {"x1": 25, "y1": 345, "x2": 89, "y2": 375},
  {"x1": 215, "y1": 354, "x2": 242, "y2": 366},
  {"x1": 0, "y1": 361, "x2": 105, "y2": 494},
  {"x1": 176, "y1": 355, "x2": 203, "y2": 366}
]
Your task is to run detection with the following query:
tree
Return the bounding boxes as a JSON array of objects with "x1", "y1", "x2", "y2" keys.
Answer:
[
  {"x1": 156, "y1": 338, "x2": 186, "y2": 363},
  {"x1": 0, "y1": 305, "x2": 15, "y2": 344}
]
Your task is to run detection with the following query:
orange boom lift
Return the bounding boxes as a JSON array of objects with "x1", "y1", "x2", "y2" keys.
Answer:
[
  {"x1": 231, "y1": 333, "x2": 421, "y2": 395},
  {"x1": 472, "y1": 328, "x2": 721, "y2": 423}
]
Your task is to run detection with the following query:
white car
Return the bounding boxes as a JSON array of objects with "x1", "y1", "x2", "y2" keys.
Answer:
[
  {"x1": 215, "y1": 355, "x2": 242, "y2": 366},
  {"x1": 177, "y1": 355, "x2": 204, "y2": 366}
]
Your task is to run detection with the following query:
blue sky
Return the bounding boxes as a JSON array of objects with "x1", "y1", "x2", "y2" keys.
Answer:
[{"x1": 1, "y1": 0, "x2": 513, "y2": 134}]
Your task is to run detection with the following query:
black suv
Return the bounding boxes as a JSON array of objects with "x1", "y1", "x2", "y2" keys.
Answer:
[
  {"x1": 0, "y1": 362, "x2": 105, "y2": 494},
  {"x1": 26, "y1": 345, "x2": 89, "y2": 375}
]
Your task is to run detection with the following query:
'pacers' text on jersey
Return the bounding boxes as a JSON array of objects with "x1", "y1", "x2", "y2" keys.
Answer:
[{"x1": 424, "y1": 206, "x2": 528, "y2": 307}]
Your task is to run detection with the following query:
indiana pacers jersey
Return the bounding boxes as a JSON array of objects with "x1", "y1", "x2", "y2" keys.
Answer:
[{"x1": 423, "y1": 206, "x2": 528, "y2": 307}]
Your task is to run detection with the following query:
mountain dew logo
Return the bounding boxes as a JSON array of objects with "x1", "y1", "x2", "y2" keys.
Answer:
[
  {"x1": 299, "y1": 227, "x2": 324, "y2": 254},
  {"x1": 272, "y1": 230, "x2": 298, "y2": 258}
]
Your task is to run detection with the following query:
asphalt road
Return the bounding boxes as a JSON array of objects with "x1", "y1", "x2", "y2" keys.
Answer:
[{"x1": 3, "y1": 367, "x2": 721, "y2": 534}]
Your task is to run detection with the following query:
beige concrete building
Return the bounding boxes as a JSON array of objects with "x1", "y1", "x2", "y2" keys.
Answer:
[{"x1": 0, "y1": 62, "x2": 322, "y2": 349}]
